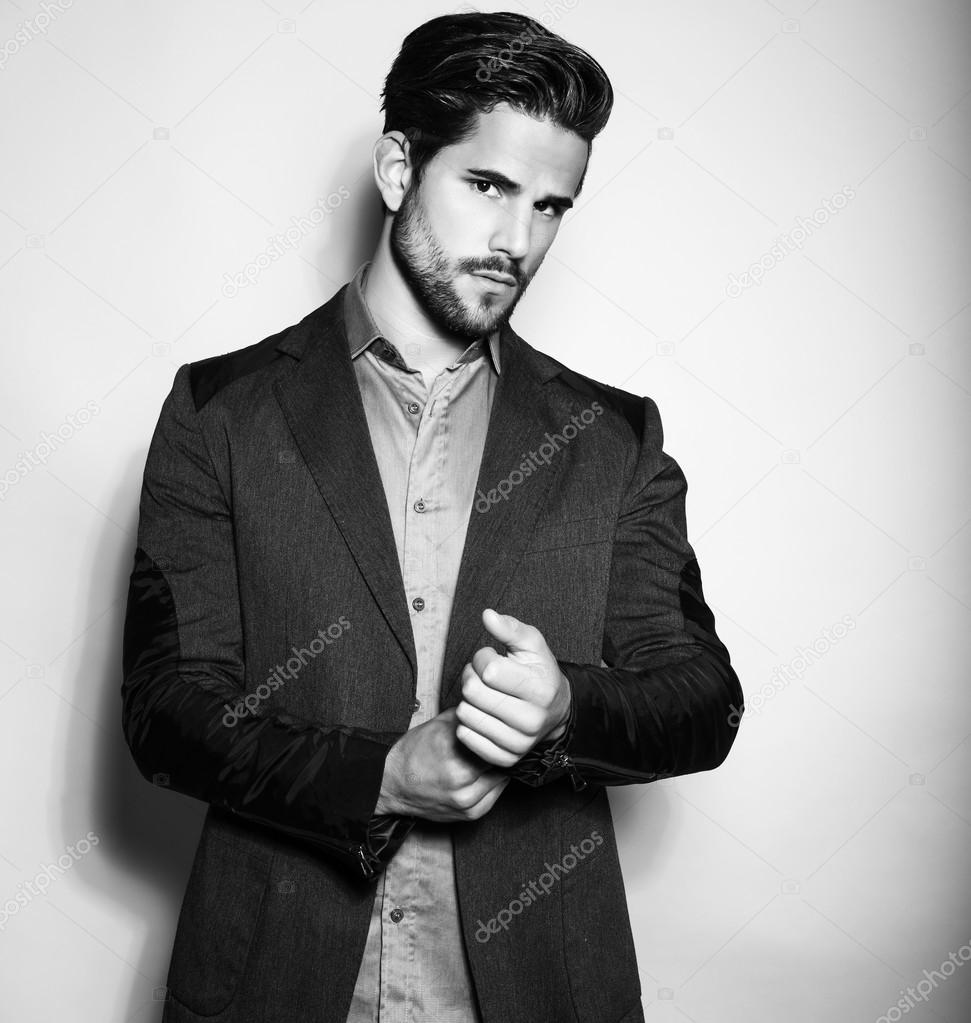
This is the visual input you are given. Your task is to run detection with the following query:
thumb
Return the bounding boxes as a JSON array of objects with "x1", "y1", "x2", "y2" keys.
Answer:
[{"x1": 481, "y1": 608, "x2": 537, "y2": 652}]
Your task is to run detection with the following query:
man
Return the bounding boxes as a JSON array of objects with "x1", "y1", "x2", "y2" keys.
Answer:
[{"x1": 121, "y1": 11, "x2": 743, "y2": 1023}]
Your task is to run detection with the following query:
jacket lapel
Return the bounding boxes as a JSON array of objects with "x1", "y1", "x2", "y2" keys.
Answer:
[
  {"x1": 438, "y1": 330, "x2": 569, "y2": 708},
  {"x1": 272, "y1": 284, "x2": 571, "y2": 714},
  {"x1": 272, "y1": 288, "x2": 419, "y2": 683}
]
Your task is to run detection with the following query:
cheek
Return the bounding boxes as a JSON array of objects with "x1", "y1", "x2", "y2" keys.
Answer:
[
  {"x1": 527, "y1": 229, "x2": 559, "y2": 268},
  {"x1": 432, "y1": 185, "x2": 484, "y2": 242}
]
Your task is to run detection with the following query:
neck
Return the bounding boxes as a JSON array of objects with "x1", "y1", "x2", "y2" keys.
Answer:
[{"x1": 362, "y1": 236, "x2": 488, "y2": 377}]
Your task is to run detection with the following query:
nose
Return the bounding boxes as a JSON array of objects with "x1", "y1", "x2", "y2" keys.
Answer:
[{"x1": 490, "y1": 203, "x2": 531, "y2": 264}]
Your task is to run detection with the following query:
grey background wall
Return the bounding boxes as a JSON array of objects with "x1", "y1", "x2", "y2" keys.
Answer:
[{"x1": 0, "y1": 1, "x2": 968, "y2": 1020}]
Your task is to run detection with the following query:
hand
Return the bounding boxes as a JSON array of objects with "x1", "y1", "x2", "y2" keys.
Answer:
[
  {"x1": 374, "y1": 707, "x2": 510, "y2": 821},
  {"x1": 454, "y1": 609, "x2": 572, "y2": 768}
]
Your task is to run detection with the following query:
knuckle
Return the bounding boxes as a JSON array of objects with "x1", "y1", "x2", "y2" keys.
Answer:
[
  {"x1": 525, "y1": 709, "x2": 547, "y2": 735},
  {"x1": 451, "y1": 788, "x2": 478, "y2": 812},
  {"x1": 467, "y1": 801, "x2": 489, "y2": 820},
  {"x1": 511, "y1": 735, "x2": 533, "y2": 755},
  {"x1": 445, "y1": 763, "x2": 472, "y2": 789}
]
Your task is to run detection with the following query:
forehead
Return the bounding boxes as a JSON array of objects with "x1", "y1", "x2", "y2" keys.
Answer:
[{"x1": 435, "y1": 102, "x2": 589, "y2": 193}]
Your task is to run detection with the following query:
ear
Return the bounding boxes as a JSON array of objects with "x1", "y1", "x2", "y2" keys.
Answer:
[{"x1": 372, "y1": 131, "x2": 414, "y2": 213}]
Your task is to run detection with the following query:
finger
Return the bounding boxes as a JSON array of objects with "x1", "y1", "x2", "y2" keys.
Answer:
[
  {"x1": 455, "y1": 699, "x2": 533, "y2": 756},
  {"x1": 461, "y1": 672, "x2": 544, "y2": 734},
  {"x1": 469, "y1": 646, "x2": 501, "y2": 678},
  {"x1": 461, "y1": 775, "x2": 510, "y2": 820},
  {"x1": 454, "y1": 773, "x2": 511, "y2": 822},
  {"x1": 447, "y1": 762, "x2": 509, "y2": 811},
  {"x1": 455, "y1": 721, "x2": 521, "y2": 767},
  {"x1": 476, "y1": 656, "x2": 550, "y2": 704},
  {"x1": 481, "y1": 608, "x2": 546, "y2": 656},
  {"x1": 461, "y1": 667, "x2": 520, "y2": 716},
  {"x1": 468, "y1": 768, "x2": 511, "y2": 795}
]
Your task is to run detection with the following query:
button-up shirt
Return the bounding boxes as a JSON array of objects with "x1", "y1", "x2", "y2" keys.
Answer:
[{"x1": 343, "y1": 261, "x2": 500, "y2": 1023}]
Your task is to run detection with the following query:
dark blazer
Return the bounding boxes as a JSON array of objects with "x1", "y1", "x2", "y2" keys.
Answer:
[{"x1": 121, "y1": 281, "x2": 743, "y2": 1023}]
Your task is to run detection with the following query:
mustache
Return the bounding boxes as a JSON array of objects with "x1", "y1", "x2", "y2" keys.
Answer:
[{"x1": 462, "y1": 259, "x2": 525, "y2": 285}]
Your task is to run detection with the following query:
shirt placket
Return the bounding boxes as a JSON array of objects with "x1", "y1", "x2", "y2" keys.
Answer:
[{"x1": 379, "y1": 366, "x2": 460, "y2": 1023}]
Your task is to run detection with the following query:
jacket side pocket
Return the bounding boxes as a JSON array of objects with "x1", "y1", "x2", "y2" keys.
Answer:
[{"x1": 167, "y1": 828, "x2": 272, "y2": 1017}]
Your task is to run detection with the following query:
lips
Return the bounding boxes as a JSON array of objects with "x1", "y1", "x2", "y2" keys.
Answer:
[{"x1": 474, "y1": 270, "x2": 517, "y2": 287}]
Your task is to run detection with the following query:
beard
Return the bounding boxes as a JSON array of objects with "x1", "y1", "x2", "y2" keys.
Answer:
[{"x1": 389, "y1": 181, "x2": 530, "y2": 342}]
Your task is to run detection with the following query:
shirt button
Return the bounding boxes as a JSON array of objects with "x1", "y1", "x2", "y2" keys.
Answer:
[
  {"x1": 413, "y1": 698, "x2": 421, "y2": 713},
  {"x1": 407, "y1": 402, "x2": 421, "y2": 415},
  {"x1": 411, "y1": 597, "x2": 425, "y2": 612},
  {"x1": 390, "y1": 907, "x2": 404, "y2": 923},
  {"x1": 414, "y1": 499, "x2": 426, "y2": 513}
]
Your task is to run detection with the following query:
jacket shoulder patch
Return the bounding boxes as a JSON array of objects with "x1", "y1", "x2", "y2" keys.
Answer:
[{"x1": 189, "y1": 334, "x2": 289, "y2": 412}]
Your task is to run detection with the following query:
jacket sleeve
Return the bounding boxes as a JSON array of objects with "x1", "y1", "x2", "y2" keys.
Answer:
[
  {"x1": 121, "y1": 364, "x2": 415, "y2": 881},
  {"x1": 507, "y1": 394, "x2": 743, "y2": 790}
]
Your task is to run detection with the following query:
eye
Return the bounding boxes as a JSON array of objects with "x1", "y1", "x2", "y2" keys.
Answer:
[
  {"x1": 471, "y1": 179, "x2": 500, "y2": 198},
  {"x1": 469, "y1": 179, "x2": 564, "y2": 219},
  {"x1": 534, "y1": 201, "x2": 564, "y2": 219}
]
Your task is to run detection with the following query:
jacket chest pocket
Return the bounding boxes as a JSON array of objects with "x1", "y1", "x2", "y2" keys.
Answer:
[
  {"x1": 508, "y1": 517, "x2": 614, "y2": 663},
  {"x1": 522, "y1": 515, "x2": 614, "y2": 554}
]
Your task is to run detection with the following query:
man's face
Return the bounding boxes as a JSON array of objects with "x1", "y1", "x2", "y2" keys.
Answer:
[{"x1": 389, "y1": 102, "x2": 589, "y2": 340}]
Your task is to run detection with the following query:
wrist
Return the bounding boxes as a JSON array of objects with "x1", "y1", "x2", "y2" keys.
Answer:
[
  {"x1": 544, "y1": 672, "x2": 573, "y2": 742},
  {"x1": 375, "y1": 744, "x2": 403, "y2": 817}
]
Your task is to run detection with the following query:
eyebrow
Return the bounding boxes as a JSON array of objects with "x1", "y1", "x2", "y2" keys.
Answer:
[{"x1": 465, "y1": 167, "x2": 575, "y2": 211}]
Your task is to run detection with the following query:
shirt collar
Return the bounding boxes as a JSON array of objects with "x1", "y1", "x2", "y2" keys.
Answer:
[{"x1": 343, "y1": 260, "x2": 502, "y2": 375}]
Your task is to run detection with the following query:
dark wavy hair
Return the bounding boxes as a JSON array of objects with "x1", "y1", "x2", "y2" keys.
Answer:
[{"x1": 379, "y1": 11, "x2": 613, "y2": 197}]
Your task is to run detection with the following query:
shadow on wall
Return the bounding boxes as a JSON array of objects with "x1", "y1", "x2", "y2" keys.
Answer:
[
  {"x1": 69, "y1": 448, "x2": 205, "y2": 1023},
  {"x1": 608, "y1": 778, "x2": 673, "y2": 895}
]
